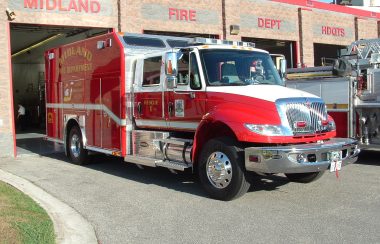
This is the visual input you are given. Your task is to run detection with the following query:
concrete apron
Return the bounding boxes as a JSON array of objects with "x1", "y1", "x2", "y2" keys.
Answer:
[{"x1": 0, "y1": 169, "x2": 97, "y2": 244}]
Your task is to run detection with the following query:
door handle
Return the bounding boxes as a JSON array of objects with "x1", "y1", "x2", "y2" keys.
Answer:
[
  {"x1": 168, "y1": 102, "x2": 174, "y2": 116},
  {"x1": 137, "y1": 102, "x2": 142, "y2": 115}
]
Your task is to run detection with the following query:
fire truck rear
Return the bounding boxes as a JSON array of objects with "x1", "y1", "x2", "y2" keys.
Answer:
[{"x1": 45, "y1": 32, "x2": 359, "y2": 200}]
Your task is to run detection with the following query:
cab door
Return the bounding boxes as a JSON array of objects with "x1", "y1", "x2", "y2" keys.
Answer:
[
  {"x1": 134, "y1": 55, "x2": 167, "y2": 129},
  {"x1": 166, "y1": 52, "x2": 206, "y2": 131}
]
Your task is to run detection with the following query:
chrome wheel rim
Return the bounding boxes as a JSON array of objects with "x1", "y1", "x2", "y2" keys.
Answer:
[
  {"x1": 70, "y1": 134, "x2": 80, "y2": 158},
  {"x1": 206, "y1": 151, "x2": 233, "y2": 189}
]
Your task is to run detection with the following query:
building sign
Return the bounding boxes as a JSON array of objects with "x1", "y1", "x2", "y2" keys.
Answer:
[
  {"x1": 321, "y1": 26, "x2": 345, "y2": 37},
  {"x1": 258, "y1": 18, "x2": 281, "y2": 29},
  {"x1": 9, "y1": 0, "x2": 113, "y2": 16},
  {"x1": 313, "y1": 24, "x2": 353, "y2": 39},
  {"x1": 169, "y1": 8, "x2": 196, "y2": 22},
  {"x1": 141, "y1": 4, "x2": 218, "y2": 25},
  {"x1": 241, "y1": 14, "x2": 297, "y2": 34}
]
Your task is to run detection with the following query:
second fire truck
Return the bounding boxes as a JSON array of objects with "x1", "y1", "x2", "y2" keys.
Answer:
[
  {"x1": 45, "y1": 32, "x2": 359, "y2": 200},
  {"x1": 287, "y1": 38, "x2": 380, "y2": 150}
]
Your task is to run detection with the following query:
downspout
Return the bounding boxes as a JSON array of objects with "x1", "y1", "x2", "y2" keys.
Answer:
[
  {"x1": 117, "y1": 0, "x2": 121, "y2": 32},
  {"x1": 222, "y1": 0, "x2": 226, "y2": 40}
]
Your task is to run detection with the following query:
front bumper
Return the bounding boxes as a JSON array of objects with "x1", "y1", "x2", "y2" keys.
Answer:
[{"x1": 245, "y1": 138, "x2": 360, "y2": 174}]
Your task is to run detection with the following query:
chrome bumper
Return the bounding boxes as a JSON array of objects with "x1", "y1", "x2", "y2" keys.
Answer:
[{"x1": 245, "y1": 138, "x2": 360, "y2": 174}]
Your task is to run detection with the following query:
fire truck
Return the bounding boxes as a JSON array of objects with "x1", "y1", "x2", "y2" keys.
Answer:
[
  {"x1": 287, "y1": 38, "x2": 380, "y2": 150},
  {"x1": 45, "y1": 32, "x2": 359, "y2": 200}
]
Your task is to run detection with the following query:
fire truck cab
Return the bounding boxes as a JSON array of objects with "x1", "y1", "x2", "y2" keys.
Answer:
[{"x1": 45, "y1": 32, "x2": 359, "y2": 200}]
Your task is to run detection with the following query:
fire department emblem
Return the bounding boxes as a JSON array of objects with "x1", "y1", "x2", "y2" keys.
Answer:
[{"x1": 175, "y1": 99, "x2": 184, "y2": 117}]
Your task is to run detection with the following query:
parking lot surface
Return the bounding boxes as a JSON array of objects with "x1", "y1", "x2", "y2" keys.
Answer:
[{"x1": 0, "y1": 151, "x2": 379, "y2": 244}]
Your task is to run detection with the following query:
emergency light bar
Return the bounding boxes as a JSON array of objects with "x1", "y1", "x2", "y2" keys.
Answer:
[{"x1": 189, "y1": 37, "x2": 255, "y2": 48}]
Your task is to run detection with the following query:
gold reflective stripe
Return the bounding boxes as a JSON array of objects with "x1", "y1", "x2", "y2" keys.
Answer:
[{"x1": 326, "y1": 104, "x2": 349, "y2": 110}]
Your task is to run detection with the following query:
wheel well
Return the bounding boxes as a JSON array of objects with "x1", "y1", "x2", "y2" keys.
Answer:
[
  {"x1": 194, "y1": 121, "x2": 237, "y2": 165},
  {"x1": 65, "y1": 119, "x2": 80, "y2": 153}
]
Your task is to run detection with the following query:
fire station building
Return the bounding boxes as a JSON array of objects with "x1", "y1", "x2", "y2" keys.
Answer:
[{"x1": 1, "y1": 0, "x2": 379, "y2": 157}]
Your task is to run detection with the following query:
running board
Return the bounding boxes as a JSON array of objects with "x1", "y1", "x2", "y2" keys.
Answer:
[
  {"x1": 124, "y1": 156, "x2": 192, "y2": 171},
  {"x1": 155, "y1": 160, "x2": 192, "y2": 171}
]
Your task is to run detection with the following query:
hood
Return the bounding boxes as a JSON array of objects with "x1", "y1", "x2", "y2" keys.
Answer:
[{"x1": 206, "y1": 85, "x2": 319, "y2": 103}]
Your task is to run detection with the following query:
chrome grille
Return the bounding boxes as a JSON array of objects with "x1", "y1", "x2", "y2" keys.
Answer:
[{"x1": 284, "y1": 100, "x2": 328, "y2": 135}]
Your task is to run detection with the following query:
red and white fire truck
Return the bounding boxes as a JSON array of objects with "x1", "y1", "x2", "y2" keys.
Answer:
[
  {"x1": 45, "y1": 32, "x2": 359, "y2": 200},
  {"x1": 287, "y1": 38, "x2": 380, "y2": 150}
]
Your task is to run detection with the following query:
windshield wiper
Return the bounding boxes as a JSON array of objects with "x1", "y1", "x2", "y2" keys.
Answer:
[{"x1": 222, "y1": 82, "x2": 247, "y2": 86}]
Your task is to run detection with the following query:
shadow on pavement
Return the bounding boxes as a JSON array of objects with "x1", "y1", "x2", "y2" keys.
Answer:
[
  {"x1": 42, "y1": 152, "x2": 290, "y2": 199},
  {"x1": 356, "y1": 150, "x2": 380, "y2": 166},
  {"x1": 15, "y1": 134, "x2": 290, "y2": 198}
]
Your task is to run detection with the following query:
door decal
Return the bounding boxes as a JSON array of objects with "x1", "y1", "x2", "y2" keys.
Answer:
[{"x1": 175, "y1": 99, "x2": 185, "y2": 117}]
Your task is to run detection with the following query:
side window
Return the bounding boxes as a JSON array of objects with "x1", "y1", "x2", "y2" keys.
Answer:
[
  {"x1": 143, "y1": 56, "x2": 162, "y2": 86},
  {"x1": 177, "y1": 53, "x2": 189, "y2": 85},
  {"x1": 190, "y1": 53, "x2": 201, "y2": 90}
]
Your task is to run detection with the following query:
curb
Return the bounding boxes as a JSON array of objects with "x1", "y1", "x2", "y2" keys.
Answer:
[{"x1": 0, "y1": 169, "x2": 98, "y2": 244}]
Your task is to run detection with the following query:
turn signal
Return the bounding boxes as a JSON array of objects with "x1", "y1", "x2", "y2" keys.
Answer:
[
  {"x1": 295, "y1": 121, "x2": 307, "y2": 128},
  {"x1": 249, "y1": 155, "x2": 260, "y2": 163}
]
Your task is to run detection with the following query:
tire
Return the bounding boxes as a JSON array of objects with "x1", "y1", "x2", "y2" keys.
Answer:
[
  {"x1": 198, "y1": 137, "x2": 250, "y2": 201},
  {"x1": 285, "y1": 171, "x2": 325, "y2": 183},
  {"x1": 68, "y1": 126, "x2": 88, "y2": 165}
]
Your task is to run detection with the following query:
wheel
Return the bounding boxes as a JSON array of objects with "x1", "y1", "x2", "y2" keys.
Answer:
[
  {"x1": 68, "y1": 126, "x2": 88, "y2": 165},
  {"x1": 198, "y1": 137, "x2": 250, "y2": 201},
  {"x1": 285, "y1": 171, "x2": 325, "y2": 183}
]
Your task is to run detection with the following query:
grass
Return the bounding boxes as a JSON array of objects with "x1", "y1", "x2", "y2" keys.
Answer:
[{"x1": 0, "y1": 181, "x2": 55, "y2": 244}]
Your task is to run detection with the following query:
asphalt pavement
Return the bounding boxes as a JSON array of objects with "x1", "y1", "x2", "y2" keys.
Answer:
[{"x1": 0, "y1": 151, "x2": 379, "y2": 244}]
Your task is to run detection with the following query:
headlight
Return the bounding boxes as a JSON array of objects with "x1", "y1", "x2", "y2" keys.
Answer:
[
  {"x1": 245, "y1": 124, "x2": 283, "y2": 136},
  {"x1": 328, "y1": 120, "x2": 336, "y2": 131}
]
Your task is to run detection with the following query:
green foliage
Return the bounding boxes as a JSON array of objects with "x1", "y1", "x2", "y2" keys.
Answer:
[{"x1": 0, "y1": 181, "x2": 55, "y2": 244}]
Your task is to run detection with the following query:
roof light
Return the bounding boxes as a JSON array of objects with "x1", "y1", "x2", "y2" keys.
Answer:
[{"x1": 189, "y1": 37, "x2": 255, "y2": 48}]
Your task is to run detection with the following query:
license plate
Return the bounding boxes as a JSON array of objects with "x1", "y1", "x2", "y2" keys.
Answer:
[{"x1": 329, "y1": 151, "x2": 342, "y2": 172}]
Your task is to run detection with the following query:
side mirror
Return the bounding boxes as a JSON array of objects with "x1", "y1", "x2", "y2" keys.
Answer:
[
  {"x1": 279, "y1": 59, "x2": 287, "y2": 80},
  {"x1": 165, "y1": 52, "x2": 178, "y2": 88}
]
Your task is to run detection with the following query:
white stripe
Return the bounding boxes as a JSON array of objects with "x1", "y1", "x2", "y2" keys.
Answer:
[
  {"x1": 46, "y1": 103, "x2": 126, "y2": 126},
  {"x1": 135, "y1": 119, "x2": 199, "y2": 130},
  {"x1": 206, "y1": 85, "x2": 319, "y2": 102}
]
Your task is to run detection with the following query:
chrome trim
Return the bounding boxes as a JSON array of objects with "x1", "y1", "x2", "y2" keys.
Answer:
[
  {"x1": 85, "y1": 146, "x2": 117, "y2": 155},
  {"x1": 46, "y1": 103, "x2": 127, "y2": 126},
  {"x1": 135, "y1": 119, "x2": 199, "y2": 130},
  {"x1": 276, "y1": 97, "x2": 329, "y2": 136},
  {"x1": 124, "y1": 155, "x2": 158, "y2": 167},
  {"x1": 245, "y1": 138, "x2": 360, "y2": 174},
  {"x1": 206, "y1": 151, "x2": 233, "y2": 189}
]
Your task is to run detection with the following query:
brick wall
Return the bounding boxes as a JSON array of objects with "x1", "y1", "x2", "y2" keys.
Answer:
[
  {"x1": 235, "y1": 0, "x2": 299, "y2": 41},
  {"x1": 123, "y1": 0, "x2": 223, "y2": 37},
  {"x1": 356, "y1": 18, "x2": 378, "y2": 40},
  {"x1": 0, "y1": 1, "x2": 14, "y2": 157},
  {"x1": 298, "y1": 9, "x2": 355, "y2": 66},
  {"x1": 1, "y1": 0, "x2": 119, "y2": 157},
  {"x1": 299, "y1": 8, "x2": 314, "y2": 67}
]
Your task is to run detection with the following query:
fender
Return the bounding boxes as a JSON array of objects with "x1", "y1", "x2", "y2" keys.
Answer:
[
  {"x1": 192, "y1": 102, "x2": 337, "y2": 163},
  {"x1": 64, "y1": 115, "x2": 88, "y2": 156},
  {"x1": 192, "y1": 102, "x2": 280, "y2": 164}
]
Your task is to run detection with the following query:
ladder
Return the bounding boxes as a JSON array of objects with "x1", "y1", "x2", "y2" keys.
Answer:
[{"x1": 345, "y1": 38, "x2": 380, "y2": 60}]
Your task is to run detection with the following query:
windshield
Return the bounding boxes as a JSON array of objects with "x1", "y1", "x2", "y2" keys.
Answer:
[{"x1": 199, "y1": 49, "x2": 284, "y2": 86}]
